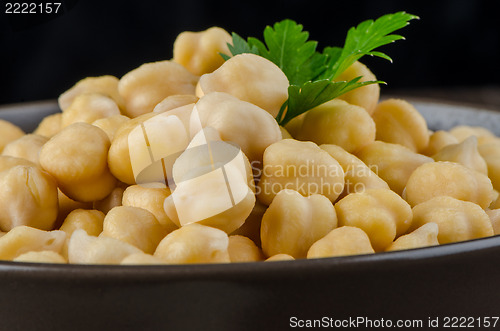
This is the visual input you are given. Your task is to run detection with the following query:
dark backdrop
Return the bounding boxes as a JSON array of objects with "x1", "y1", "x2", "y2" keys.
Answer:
[{"x1": 1, "y1": 0, "x2": 498, "y2": 105}]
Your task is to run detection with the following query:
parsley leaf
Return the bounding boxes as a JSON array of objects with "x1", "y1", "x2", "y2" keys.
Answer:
[{"x1": 220, "y1": 32, "x2": 259, "y2": 61}]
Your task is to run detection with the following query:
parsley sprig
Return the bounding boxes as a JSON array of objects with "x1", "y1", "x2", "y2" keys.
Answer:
[{"x1": 222, "y1": 12, "x2": 418, "y2": 126}]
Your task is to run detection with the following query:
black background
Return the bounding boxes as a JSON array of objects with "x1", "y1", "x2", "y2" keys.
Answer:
[{"x1": 1, "y1": 0, "x2": 499, "y2": 105}]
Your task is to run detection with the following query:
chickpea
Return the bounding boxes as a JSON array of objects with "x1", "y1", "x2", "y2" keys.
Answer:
[
  {"x1": 93, "y1": 184, "x2": 126, "y2": 215},
  {"x1": 335, "y1": 61, "x2": 380, "y2": 115},
  {"x1": 173, "y1": 27, "x2": 232, "y2": 76},
  {"x1": 193, "y1": 92, "x2": 282, "y2": 162},
  {"x1": 265, "y1": 254, "x2": 295, "y2": 262},
  {"x1": 101, "y1": 206, "x2": 167, "y2": 254},
  {"x1": 92, "y1": 115, "x2": 130, "y2": 142},
  {"x1": 0, "y1": 119, "x2": 25, "y2": 153},
  {"x1": 411, "y1": 196, "x2": 493, "y2": 244},
  {"x1": 197, "y1": 53, "x2": 289, "y2": 117},
  {"x1": 57, "y1": 189, "x2": 93, "y2": 226},
  {"x1": 118, "y1": 60, "x2": 198, "y2": 118},
  {"x1": 154, "y1": 223, "x2": 230, "y2": 264},
  {"x1": 307, "y1": 226, "x2": 374, "y2": 258},
  {"x1": 356, "y1": 141, "x2": 433, "y2": 195},
  {"x1": 261, "y1": 189, "x2": 337, "y2": 259},
  {"x1": 0, "y1": 165, "x2": 58, "y2": 231},
  {"x1": 39, "y1": 122, "x2": 117, "y2": 202},
  {"x1": 257, "y1": 139, "x2": 345, "y2": 205},
  {"x1": 0, "y1": 226, "x2": 66, "y2": 260},
  {"x1": 59, "y1": 209, "x2": 105, "y2": 258},
  {"x1": 486, "y1": 209, "x2": 500, "y2": 235},
  {"x1": 385, "y1": 223, "x2": 439, "y2": 252},
  {"x1": 230, "y1": 200, "x2": 267, "y2": 247},
  {"x1": 283, "y1": 113, "x2": 306, "y2": 138},
  {"x1": 449, "y1": 125, "x2": 497, "y2": 145},
  {"x1": 153, "y1": 94, "x2": 199, "y2": 113},
  {"x1": 67, "y1": 229, "x2": 142, "y2": 264},
  {"x1": 58, "y1": 75, "x2": 125, "y2": 111},
  {"x1": 33, "y1": 113, "x2": 63, "y2": 138},
  {"x1": 371, "y1": 99, "x2": 429, "y2": 152},
  {"x1": 0, "y1": 155, "x2": 38, "y2": 173},
  {"x1": 432, "y1": 136, "x2": 488, "y2": 175},
  {"x1": 14, "y1": 250, "x2": 67, "y2": 263},
  {"x1": 320, "y1": 144, "x2": 389, "y2": 197},
  {"x1": 120, "y1": 252, "x2": 168, "y2": 265},
  {"x1": 421, "y1": 130, "x2": 459, "y2": 156},
  {"x1": 335, "y1": 188, "x2": 413, "y2": 252},
  {"x1": 2, "y1": 134, "x2": 48, "y2": 165},
  {"x1": 405, "y1": 161, "x2": 494, "y2": 208},
  {"x1": 297, "y1": 99, "x2": 376, "y2": 153},
  {"x1": 228, "y1": 235, "x2": 264, "y2": 262},
  {"x1": 122, "y1": 184, "x2": 177, "y2": 232},
  {"x1": 478, "y1": 141, "x2": 500, "y2": 192},
  {"x1": 490, "y1": 195, "x2": 500, "y2": 210},
  {"x1": 61, "y1": 93, "x2": 121, "y2": 129}
]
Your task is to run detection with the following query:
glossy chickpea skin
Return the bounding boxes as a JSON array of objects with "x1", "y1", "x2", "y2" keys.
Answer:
[
  {"x1": 356, "y1": 141, "x2": 434, "y2": 195},
  {"x1": 371, "y1": 99, "x2": 429, "y2": 152},
  {"x1": 118, "y1": 60, "x2": 198, "y2": 118},
  {"x1": 385, "y1": 223, "x2": 439, "y2": 252},
  {"x1": 101, "y1": 206, "x2": 167, "y2": 254},
  {"x1": 0, "y1": 226, "x2": 66, "y2": 261},
  {"x1": 0, "y1": 165, "x2": 58, "y2": 231},
  {"x1": 261, "y1": 189, "x2": 337, "y2": 259},
  {"x1": 39, "y1": 122, "x2": 117, "y2": 202},
  {"x1": 58, "y1": 75, "x2": 125, "y2": 111},
  {"x1": 173, "y1": 27, "x2": 232, "y2": 76},
  {"x1": 410, "y1": 196, "x2": 493, "y2": 244},
  {"x1": 61, "y1": 93, "x2": 121, "y2": 128},
  {"x1": 307, "y1": 226, "x2": 374, "y2": 259},
  {"x1": 227, "y1": 235, "x2": 264, "y2": 262},
  {"x1": 0, "y1": 119, "x2": 24, "y2": 153},
  {"x1": 154, "y1": 223, "x2": 230, "y2": 264},
  {"x1": 122, "y1": 184, "x2": 177, "y2": 232},
  {"x1": 297, "y1": 99, "x2": 376, "y2": 153},
  {"x1": 405, "y1": 161, "x2": 494, "y2": 208},
  {"x1": 335, "y1": 188, "x2": 413, "y2": 252},
  {"x1": 68, "y1": 229, "x2": 142, "y2": 264},
  {"x1": 257, "y1": 139, "x2": 345, "y2": 205},
  {"x1": 1, "y1": 134, "x2": 48, "y2": 165},
  {"x1": 197, "y1": 53, "x2": 289, "y2": 117},
  {"x1": 335, "y1": 61, "x2": 380, "y2": 115}
]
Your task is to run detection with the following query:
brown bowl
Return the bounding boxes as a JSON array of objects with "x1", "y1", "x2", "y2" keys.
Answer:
[{"x1": 1, "y1": 99, "x2": 499, "y2": 331}]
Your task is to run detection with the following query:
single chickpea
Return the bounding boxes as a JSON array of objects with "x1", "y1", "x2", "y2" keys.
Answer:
[
  {"x1": 257, "y1": 139, "x2": 345, "y2": 205},
  {"x1": 0, "y1": 226, "x2": 66, "y2": 261},
  {"x1": 118, "y1": 60, "x2": 198, "y2": 118},
  {"x1": 101, "y1": 206, "x2": 167, "y2": 254},
  {"x1": 265, "y1": 254, "x2": 295, "y2": 262},
  {"x1": 33, "y1": 113, "x2": 62, "y2": 138},
  {"x1": 228, "y1": 235, "x2": 264, "y2": 262},
  {"x1": 410, "y1": 196, "x2": 493, "y2": 244},
  {"x1": 67, "y1": 229, "x2": 142, "y2": 264},
  {"x1": 59, "y1": 209, "x2": 105, "y2": 259},
  {"x1": 173, "y1": 27, "x2": 232, "y2": 76},
  {"x1": 39, "y1": 122, "x2": 117, "y2": 202},
  {"x1": 421, "y1": 130, "x2": 459, "y2": 156},
  {"x1": 122, "y1": 184, "x2": 177, "y2": 232},
  {"x1": 356, "y1": 141, "x2": 433, "y2": 195},
  {"x1": 197, "y1": 53, "x2": 289, "y2": 118},
  {"x1": 307, "y1": 226, "x2": 375, "y2": 258},
  {"x1": 1, "y1": 134, "x2": 48, "y2": 165},
  {"x1": 449, "y1": 125, "x2": 497, "y2": 145},
  {"x1": 93, "y1": 184, "x2": 126, "y2": 215},
  {"x1": 371, "y1": 99, "x2": 429, "y2": 152},
  {"x1": 61, "y1": 93, "x2": 121, "y2": 128},
  {"x1": 0, "y1": 165, "x2": 58, "y2": 231},
  {"x1": 261, "y1": 189, "x2": 337, "y2": 259},
  {"x1": 432, "y1": 136, "x2": 488, "y2": 175},
  {"x1": 58, "y1": 75, "x2": 125, "y2": 111},
  {"x1": 14, "y1": 250, "x2": 67, "y2": 264},
  {"x1": 193, "y1": 92, "x2": 282, "y2": 162},
  {"x1": 335, "y1": 61, "x2": 380, "y2": 115},
  {"x1": 385, "y1": 223, "x2": 439, "y2": 252},
  {"x1": 405, "y1": 161, "x2": 494, "y2": 208},
  {"x1": 335, "y1": 188, "x2": 413, "y2": 252},
  {"x1": 154, "y1": 223, "x2": 230, "y2": 264},
  {"x1": 320, "y1": 144, "x2": 389, "y2": 198},
  {"x1": 297, "y1": 99, "x2": 376, "y2": 153},
  {"x1": 486, "y1": 209, "x2": 500, "y2": 235},
  {"x1": 0, "y1": 119, "x2": 25, "y2": 153}
]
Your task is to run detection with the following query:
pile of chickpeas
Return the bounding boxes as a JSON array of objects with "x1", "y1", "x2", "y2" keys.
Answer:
[{"x1": 1, "y1": 27, "x2": 499, "y2": 265}]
